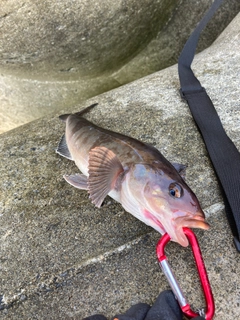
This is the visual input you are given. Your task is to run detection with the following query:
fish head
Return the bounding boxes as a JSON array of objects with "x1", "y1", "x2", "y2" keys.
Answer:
[{"x1": 125, "y1": 163, "x2": 209, "y2": 247}]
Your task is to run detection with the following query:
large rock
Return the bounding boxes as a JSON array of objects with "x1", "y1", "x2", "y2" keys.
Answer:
[
  {"x1": 0, "y1": 0, "x2": 176, "y2": 78},
  {"x1": 0, "y1": 0, "x2": 240, "y2": 133},
  {"x1": 0, "y1": 12, "x2": 240, "y2": 320}
]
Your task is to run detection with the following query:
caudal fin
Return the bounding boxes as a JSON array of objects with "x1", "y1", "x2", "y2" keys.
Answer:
[{"x1": 56, "y1": 134, "x2": 73, "y2": 160}]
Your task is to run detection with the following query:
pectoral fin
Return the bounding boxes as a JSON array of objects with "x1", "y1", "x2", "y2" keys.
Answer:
[
  {"x1": 63, "y1": 174, "x2": 88, "y2": 190},
  {"x1": 88, "y1": 146, "x2": 124, "y2": 208}
]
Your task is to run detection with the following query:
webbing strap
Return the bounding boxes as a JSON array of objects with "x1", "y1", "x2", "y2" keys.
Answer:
[{"x1": 178, "y1": 0, "x2": 240, "y2": 251}]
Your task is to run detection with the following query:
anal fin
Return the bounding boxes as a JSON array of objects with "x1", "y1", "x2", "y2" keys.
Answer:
[{"x1": 64, "y1": 174, "x2": 88, "y2": 190}]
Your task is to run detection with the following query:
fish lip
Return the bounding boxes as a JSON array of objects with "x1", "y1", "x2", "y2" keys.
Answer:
[
  {"x1": 167, "y1": 211, "x2": 210, "y2": 247},
  {"x1": 168, "y1": 214, "x2": 209, "y2": 247},
  {"x1": 173, "y1": 213, "x2": 210, "y2": 230}
]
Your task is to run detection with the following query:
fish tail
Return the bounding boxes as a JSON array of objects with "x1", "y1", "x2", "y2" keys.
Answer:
[{"x1": 59, "y1": 103, "x2": 98, "y2": 122}]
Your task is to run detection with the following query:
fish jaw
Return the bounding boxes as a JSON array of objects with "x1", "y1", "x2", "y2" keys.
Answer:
[
  {"x1": 169, "y1": 209, "x2": 209, "y2": 246},
  {"x1": 173, "y1": 211, "x2": 209, "y2": 236},
  {"x1": 141, "y1": 205, "x2": 190, "y2": 246},
  {"x1": 143, "y1": 196, "x2": 209, "y2": 247},
  {"x1": 142, "y1": 207, "x2": 209, "y2": 247},
  {"x1": 171, "y1": 212, "x2": 210, "y2": 247}
]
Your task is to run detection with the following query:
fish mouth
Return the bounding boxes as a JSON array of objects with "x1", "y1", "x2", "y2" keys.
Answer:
[
  {"x1": 174, "y1": 214, "x2": 210, "y2": 230},
  {"x1": 170, "y1": 213, "x2": 210, "y2": 247}
]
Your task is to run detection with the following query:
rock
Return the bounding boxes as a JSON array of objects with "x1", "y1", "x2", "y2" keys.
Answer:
[
  {"x1": 0, "y1": 0, "x2": 240, "y2": 133},
  {"x1": 0, "y1": 12, "x2": 240, "y2": 320},
  {"x1": 0, "y1": 0, "x2": 175, "y2": 77}
]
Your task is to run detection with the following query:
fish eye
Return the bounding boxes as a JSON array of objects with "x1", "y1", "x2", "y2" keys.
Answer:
[{"x1": 169, "y1": 183, "x2": 183, "y2": 198}]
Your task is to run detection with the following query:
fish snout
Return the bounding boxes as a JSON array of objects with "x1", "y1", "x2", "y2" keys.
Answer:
[{"x1": 174, "y1": 212, "x2": 210, "y2": 231}]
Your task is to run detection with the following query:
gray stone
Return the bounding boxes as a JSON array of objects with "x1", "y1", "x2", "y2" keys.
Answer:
[
  {"x1": 0, "y1": 12, "x2": 240, "y2": 320},
  {"x1": 0, "y1": 0, "x2": 240, "y2": 133},
  {"x1": 0, "y1": 0, "x2": 175, "y2": 77}
]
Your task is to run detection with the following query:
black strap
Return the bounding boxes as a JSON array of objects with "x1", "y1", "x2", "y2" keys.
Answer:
[{"x1": 178, "y1": 0, "x2": 240, "y2": 251}]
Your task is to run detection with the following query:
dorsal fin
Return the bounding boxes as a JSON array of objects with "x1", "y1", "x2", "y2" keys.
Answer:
[
  {"x1": 75, "y1": 103, "x2": 98, "y2": 117},
  {"x1": 59, "y1": 103, "x2": 98, "y2": 122},
  {"x1": 59, "y1": 114, "x2": 70, "y2": 122},
  {"x1": 56, "y1": 134, "x2": 72, "y2": 160}
]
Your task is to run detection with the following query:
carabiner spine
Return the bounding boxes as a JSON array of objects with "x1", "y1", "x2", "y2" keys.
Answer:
[{"x1": 159, "y1": 257, "x2": 188, "y2": 308}]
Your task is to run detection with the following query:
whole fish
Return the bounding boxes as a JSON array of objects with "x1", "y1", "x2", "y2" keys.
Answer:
[{"x1": 56, "y1": 103, "x2": 209, "y2": 247}]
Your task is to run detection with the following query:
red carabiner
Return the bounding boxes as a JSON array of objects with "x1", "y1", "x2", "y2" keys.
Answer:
[{"x1": 156, "y1": 227, "x2": 215, "y2": 320}]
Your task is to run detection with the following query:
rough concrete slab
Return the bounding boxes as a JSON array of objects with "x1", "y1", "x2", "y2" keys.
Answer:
[
  {"x1": 0, "y1": 12, "x2": 240, "y2": 320},
  {"x1": 1, "y1": 212, "x2": 237, "y2": 319},
  {"x1": 0, "y1": 0, "x2": 240, "y2": 134},
  {"x1": 1, "y1": 0, "x2": 239, "y2": 78}
]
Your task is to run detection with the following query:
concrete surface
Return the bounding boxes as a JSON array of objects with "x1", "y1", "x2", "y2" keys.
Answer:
[
  {"x1": 0, "y1": 0, "x2": 240, "y2": 133},
  {"x1": 0, "y1": 12, "x2": 240, "y2": 320}
]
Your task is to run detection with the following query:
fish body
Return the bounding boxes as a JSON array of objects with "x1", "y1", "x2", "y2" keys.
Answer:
[{"x1": 57, "y1": 104, "x2": 209, "y2": 246}]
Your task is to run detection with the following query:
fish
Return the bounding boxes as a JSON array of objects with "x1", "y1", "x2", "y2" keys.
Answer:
[{"x1": 56, "y1": 103, "x2": 209, "y2": 247}]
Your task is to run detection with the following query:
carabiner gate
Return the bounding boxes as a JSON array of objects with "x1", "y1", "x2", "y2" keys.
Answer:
[{"x1": 156, "y1": 227, "x2": 214, "y2": 320}]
